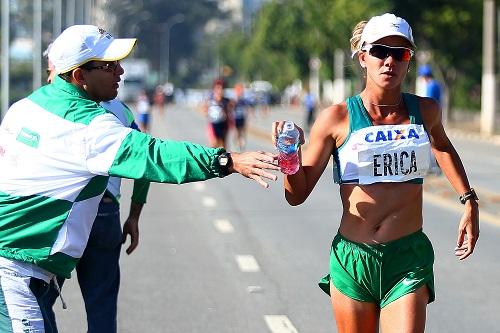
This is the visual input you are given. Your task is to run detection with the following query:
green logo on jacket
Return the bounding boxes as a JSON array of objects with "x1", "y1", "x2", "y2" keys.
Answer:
[{"x1": 16, "y1": 127, "x2": 40, "y2": 148}]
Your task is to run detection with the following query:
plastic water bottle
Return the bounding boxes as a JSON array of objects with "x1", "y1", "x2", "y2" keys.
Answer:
[{"x1": 277, "y1": 121, "x2": 300, "y2": 175}]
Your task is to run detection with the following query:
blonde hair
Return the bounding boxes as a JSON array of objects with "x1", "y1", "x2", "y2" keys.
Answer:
[{"x1": 350, "y1": 21, "x2": 367, "y2": 55}]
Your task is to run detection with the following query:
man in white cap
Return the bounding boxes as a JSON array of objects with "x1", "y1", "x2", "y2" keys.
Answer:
[
  {"x1": 0, "y1": 25, "x2": 278, "y2": 332},
  {"x1": 42, "y1": 43, "x2": 150, "y2": 333}
]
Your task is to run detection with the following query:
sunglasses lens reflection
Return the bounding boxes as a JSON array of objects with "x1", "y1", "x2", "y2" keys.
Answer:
[{"x1": 369, "y1": 45, "x2": 412, "y2": 61}]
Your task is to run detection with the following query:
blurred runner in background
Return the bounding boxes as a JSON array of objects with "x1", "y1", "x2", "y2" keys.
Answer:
[
  {"x1": 203, "y1": 78, "x2": 232, "y2": 148},
  {"x1": 303, "y1": 88, "x2": 317, "y2": 131},
  {"x1": 136, "y1": 89, "x2": 151, "y2": 133},
  {"x1": 418, "y1": 64, "x2": 443, "y2": 175},
  {"x1": 232, "y1": 83, "x2": 254, "y2": 151},
  {"x1": 418, "y1": 64, "x2": 442, "y2": 105},
  {"x1": 153, "y1": 85, "x2": 166, "y2": 117}
]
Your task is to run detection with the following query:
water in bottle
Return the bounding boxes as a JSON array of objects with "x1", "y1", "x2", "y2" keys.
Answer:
[{"x1": 277, "y1": 121, "x2": 300, "y2": 175}]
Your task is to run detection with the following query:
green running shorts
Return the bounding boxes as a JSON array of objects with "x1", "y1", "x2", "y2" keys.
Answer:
[{"x1": 319, "y1": 229, "x2": 435, "y2": 308}]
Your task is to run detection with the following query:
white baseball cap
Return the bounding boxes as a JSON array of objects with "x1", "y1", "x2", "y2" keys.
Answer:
[
  {"x1": 48, "y1": 25, "x2": 137, "y2": 74},
  {"x1": 361, "y1": 13, "x2": 415, "y2": 47},
  {"x1": 353, "y1": 13, "x2": 416, "y2": 57}
]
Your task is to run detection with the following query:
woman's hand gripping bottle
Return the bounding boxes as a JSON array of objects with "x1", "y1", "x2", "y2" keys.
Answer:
[{"x1": 277, "y1": 121, "x2": 300, "y2": 175}]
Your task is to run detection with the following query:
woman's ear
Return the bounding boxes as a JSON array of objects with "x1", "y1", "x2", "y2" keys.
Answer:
[
  {"x1": 358, "y1": 53, "x2": 366, "y2": 68},
  {"x1": 406, "y1": 60, "x2": 412, "y2": 73}
]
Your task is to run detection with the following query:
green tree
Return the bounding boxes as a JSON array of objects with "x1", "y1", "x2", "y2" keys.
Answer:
[
  {"x1": 217, "y1": 0, "x2": 485, "y2": 110},
  {"x1": 394, "y1": 0, "x2": 483, "y2": 109},
  {"x1": 220, "y1": 0, "x2": 390, "y2": 89}
]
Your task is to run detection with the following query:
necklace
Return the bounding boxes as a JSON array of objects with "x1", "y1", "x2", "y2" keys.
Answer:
[{"x1": 366, "y1": 95, "x2": 403, "y2": 107}]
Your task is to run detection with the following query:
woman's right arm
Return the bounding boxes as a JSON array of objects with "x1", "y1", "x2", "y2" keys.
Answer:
[
  {"x1": 274, "y1": 105, "x2": 342, "y2": 205},
  {"x1": 420, "y1": 97, "x2": 479, "y2": 259}
]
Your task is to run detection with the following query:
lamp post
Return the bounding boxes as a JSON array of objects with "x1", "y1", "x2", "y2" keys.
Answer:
[
  {"x1": 66, "y1": 0, "x2": 75, "y2": 27},
  {"x1": 1, "y1": 0, "x2": 9, "y2": 120},
  {"x1": 33, "y1": 0, "x2": 42, "y2": 90},
  {"x1": 159, "y1": 13, "x2": 185, "y2": 84},
  {"x1": 480, "y1": 0, "x2": 496, "y2": 135},
  {"x1": 53, "y1": 0, "x2": 62, "y2": 37}
]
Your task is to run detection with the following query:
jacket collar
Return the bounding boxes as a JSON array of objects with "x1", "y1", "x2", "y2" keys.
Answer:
[{"x1": 52, "y1": 75, "x2": 91, "y2": 100}]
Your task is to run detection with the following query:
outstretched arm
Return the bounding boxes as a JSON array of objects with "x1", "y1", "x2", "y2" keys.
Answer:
[{"x1": 87, "y1": 114, "x2": 279, "y2": 187}]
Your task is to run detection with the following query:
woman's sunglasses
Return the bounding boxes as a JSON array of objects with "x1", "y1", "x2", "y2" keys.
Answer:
[{"x1": 361, "y1": 44, "x2": 414, "y2": 62}]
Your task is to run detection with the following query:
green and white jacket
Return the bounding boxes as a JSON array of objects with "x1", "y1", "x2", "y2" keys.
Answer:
[
  {"x1": 0, "y1": 76, "x2": 224, "y2": 278},
  {"x1": 100, "y1": 99, "x2": 150, "y2": 204}
]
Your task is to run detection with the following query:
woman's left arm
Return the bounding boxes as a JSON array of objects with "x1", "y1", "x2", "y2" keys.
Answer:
[{"x1": 421, "y1": 97, "x2": 479, "y2": 260}]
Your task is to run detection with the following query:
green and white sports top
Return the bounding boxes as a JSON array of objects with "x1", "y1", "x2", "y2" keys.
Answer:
[{"x1": 332, "y1": 93, "x2": 431, "y2": 185}]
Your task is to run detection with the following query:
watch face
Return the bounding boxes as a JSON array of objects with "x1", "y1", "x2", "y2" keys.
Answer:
[
  {"x1": 219, "y1": 156, "x2": 229, "y2": 166},
  {"x1": 217, "y1": 153, "x2": 231, "y2": 176}
]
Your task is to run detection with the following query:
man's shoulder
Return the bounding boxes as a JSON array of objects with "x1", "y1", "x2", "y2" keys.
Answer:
[
  {"x1": 101, "y1": 99, "x2": 129, "y2": 114},
  {"x1": 28, "y1": 85, "x2": 107, "y2": 126},
  {"x1": 100, "y1": 99, "x2": 134, "y2": 127}
]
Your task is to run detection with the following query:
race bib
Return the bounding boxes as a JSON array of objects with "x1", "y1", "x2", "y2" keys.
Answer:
[
  {"x1": 234, "y1": 105, "x2": 246, "y2": 119},
  {"x1": 353, "y1": 124, "x2": 431, "y2": 184},
  {"x1": 208, "y1": 104, "x2": 226, "y2": 123}
]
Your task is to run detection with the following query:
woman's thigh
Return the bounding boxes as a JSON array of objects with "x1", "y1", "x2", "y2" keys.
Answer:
[
  {"x1": 380, "y1": 285, "x2": 429, "y2": 333},
  {"x1": 330, "y1": 282, "x2": 379, "y2": 333}
]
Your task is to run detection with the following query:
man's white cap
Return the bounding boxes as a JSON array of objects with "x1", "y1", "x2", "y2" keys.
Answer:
[
  {"x1": 48, "y1": 25, "x2": 137, "y2": 74},
  {"x1": 354, "y1": 13, "x2": 416, "y2": 57}
]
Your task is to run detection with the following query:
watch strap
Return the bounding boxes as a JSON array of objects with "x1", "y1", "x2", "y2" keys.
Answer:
[
  {"x1": 459, "y1": 188, "x2": 478, "y2": 204},
  {"x1": 217, "y1": 152, "x2": 232, "y2": 177}
]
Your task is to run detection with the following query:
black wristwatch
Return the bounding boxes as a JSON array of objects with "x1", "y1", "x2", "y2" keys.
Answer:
[
  {"x1": 459, "y1": 188, "x2": 478, "y2": 204},
  {"x1": 217, "y1": 152, "x2": 232, "y2": 177}
]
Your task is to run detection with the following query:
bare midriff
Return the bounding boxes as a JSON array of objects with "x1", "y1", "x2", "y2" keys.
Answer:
[{"x1": 338, "y1": 182, "x2": 423, "y2": 244}]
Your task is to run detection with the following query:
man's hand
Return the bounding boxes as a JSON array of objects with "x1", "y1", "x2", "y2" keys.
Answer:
[
  {"x1": 229, "y1": 151, "x2": 279, "y2": 188},
  {"x1": 122, "y1": 216, "x2": 139, "y2": 255},
  {"x1": 122, "y1": 202, "x2": 144, "y2": 255}
]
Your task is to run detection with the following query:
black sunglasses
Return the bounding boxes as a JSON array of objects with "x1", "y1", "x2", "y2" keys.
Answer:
[
  {"x1": 362, "y1": 44, "x2": 414, "y2": 62},
  {"x1": 82, "y1": 61, "x2": 120, "y2": 72}
]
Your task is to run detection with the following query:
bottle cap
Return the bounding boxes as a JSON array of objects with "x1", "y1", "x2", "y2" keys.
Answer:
[{"x1": 283, "y1": 121, "x2": 294, "y2": 132}]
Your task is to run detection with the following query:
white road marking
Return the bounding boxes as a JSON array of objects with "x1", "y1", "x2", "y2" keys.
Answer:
[
  {"x1": 193, "y1": 183, "x2": 206, "y2": 191},
  {"x1": 235, "y1": 255, "x2": 260, "y2": 272},
  {"x1": 214, "y1": 219, "x2": 234, "y2": 233},
  {"x1": 264, "y1": 315, "x2": 299, "y2": 333},
  {"x1": 247, "y1": 285, "x2": 264, "y2": 293},
  {"x1": 202, "y1": 196, "x2": 217, "y2": 208}
]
